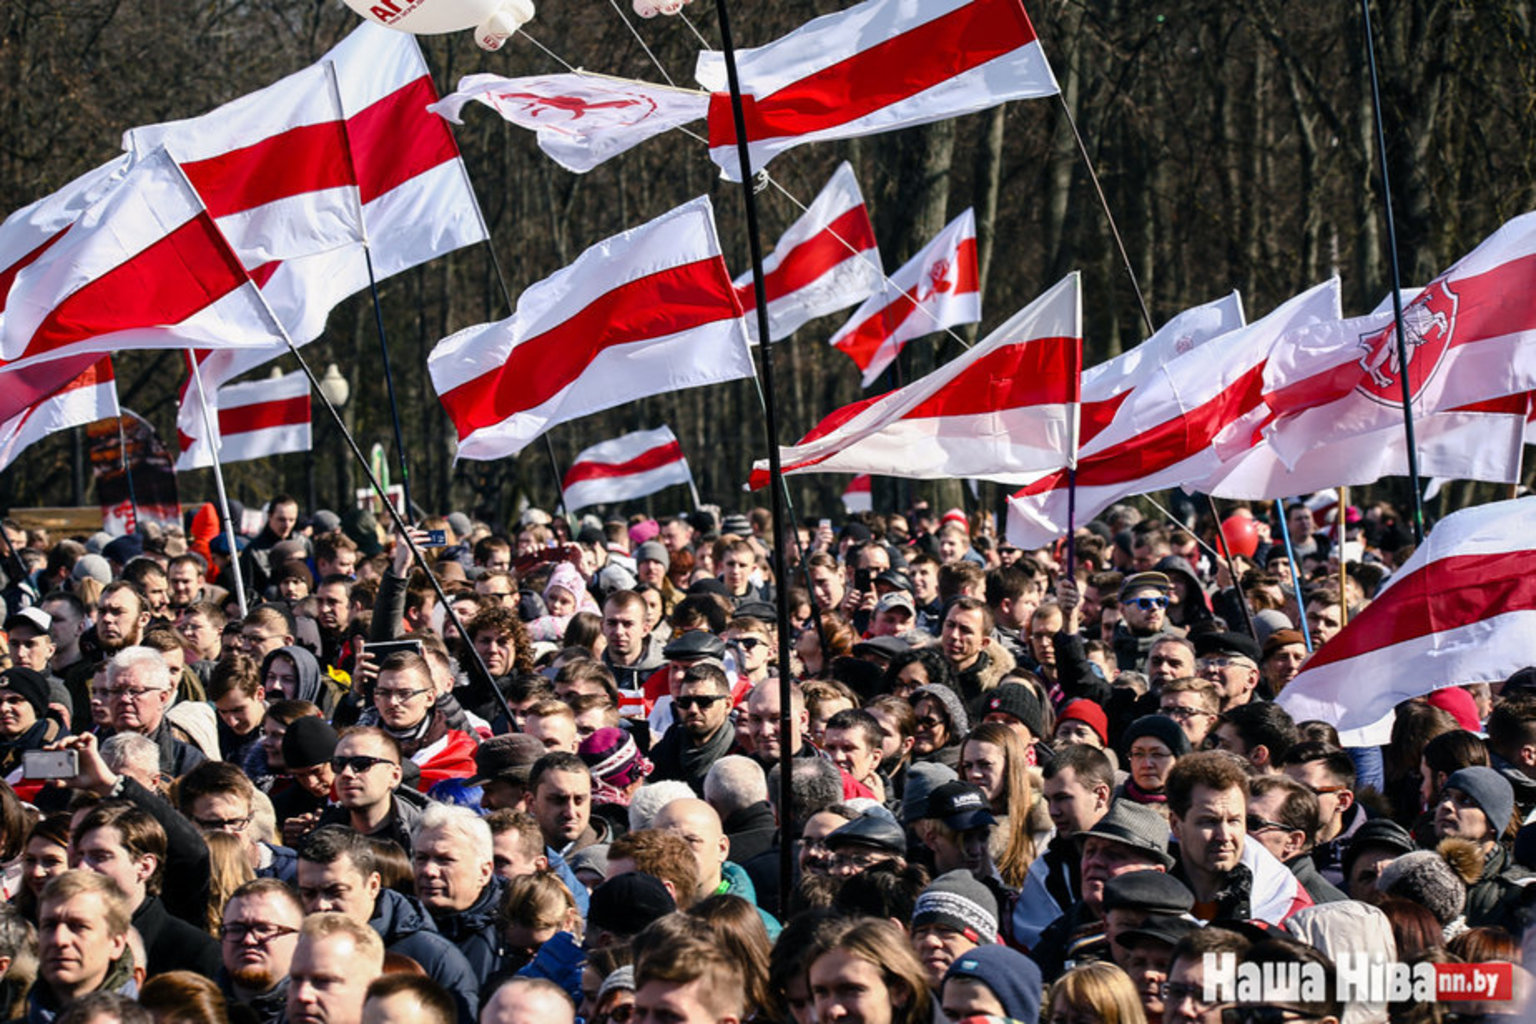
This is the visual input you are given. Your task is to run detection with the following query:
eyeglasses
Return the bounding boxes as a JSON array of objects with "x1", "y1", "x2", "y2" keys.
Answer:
[
  {"x1": 106, "y1": 686, "x2": 167, "y2": 702},
  {"x1": 1246, "y1": 815, "x2": 1295, "y2": 835},
  {"x1": 374, "y1": 686, "x2": 431, "y2": 705},
  {"x1": 914, "y1": 715, "x2": 944, "y2": 730},
  {"x1": 196, "y1": 814, "x2": 253, "y2": 832},
  {"x1": 240, "y1": 632, "x2": 281, "y2": 646},
  {"x1": 674, "y1": 694, "x2": 727, "y2": 710},
  {"x1": 1128, "y1": 596, "x2": 1169, "y2": 610},
  {"x1": 603, "y1": 1005, "x2": 635, "y2": 1024},
  {"x1": 1220, "y1": 1008, "x2": 1319, "y2": 1024},
  {"x1": 832, "y1": 847, "x2": 892, "y2": 871},
  {"x1": 1304, "y1": 784, "x2": 1350, "y2": 797},
  {"x1": 220, "y1": 922, "x2": 300, "y2": 944},
  {"x1": 1199, "y1": 655, "x2": 1254, "y2": 669},
  {"x1": 331, "y1": 754, "x2": 395, "y2": 775},
  {"x1": 1160, "y1": 705, "x2": 1213, "y2": 720}
]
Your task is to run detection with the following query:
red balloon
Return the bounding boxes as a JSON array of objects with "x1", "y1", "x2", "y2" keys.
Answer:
[{"x1": 1221, "y1": 514, "x2": 1260, "y2": 557}]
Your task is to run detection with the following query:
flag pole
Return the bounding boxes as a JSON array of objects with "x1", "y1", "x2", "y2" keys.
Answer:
[
  {"x1": 187, "y1": 354, "x2": 250, "y2": 619},
  {"x1": 1358, "y1": 0, "x2": 1425, "y2": 543},
  {"x1": 325, "y1": 61, "x2": 414, "y2": 518},
  {"x1": 113, "y1": 402, "x2": 142, "y2": 536},
  {"x1": 712, "y1": 0, "x2": 798, "y2": 911},
  {"x1": 1336, "y1": 485, "x2": 1350, "y2": 628},
  {"x1": 1205, "y1": 494, "x2": 1257, "y2": 640},
  {"x1": 1274, "y1": 499, "x2": 1314, "y2": 652}
]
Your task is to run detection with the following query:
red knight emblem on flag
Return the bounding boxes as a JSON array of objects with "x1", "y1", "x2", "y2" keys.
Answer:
[{"x1": 1353, "y1": 279, "x2": 1458, "y2": 406}]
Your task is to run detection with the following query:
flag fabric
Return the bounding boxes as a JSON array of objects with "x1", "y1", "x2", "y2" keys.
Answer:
[
  {"x1": 697, "y1": 0, "x2": 1059, "y2": 180},
  {"x1": 155, "y1": 24, "x2": 488, "y2": 459},
  {"x1": 1277, "y1": 497, "x2": 1536, "y2": 731},
  {"x1": 753, "y1": 272, "x2": 1079, "y2": 485},
  {"x1": 842, "y1": 474, "x2": 873, "y2": 512},
  {"x1": 734, "y1": 162, "x2": 882, "y2": 343},
  {"x1": 0, "y1": 357, "x2": 118, "y2": 473},
  {"x1": 0, "y1": 157, "x2": 131, "y2": 318},
  {"x1": 1261, "y1": 212, "x2": 1536, "y2": 467},
  {"x1": 830, "y1": 209, "x2": 979, "y2": 387},
  {"x1": 560, "y1": 427, "x2": 693, "y2": 510},
  {"x1": 431, "y1": 196, "x2": 755, "y2": 460},
  {"x1": 428, "y1": 72, "x2": 708, "y2": 174},
  {"x1": 176, "y1": 370, "x2": 311, "y2": 471},
  {"x1": 0, "y1": 149, "x2": 282, "y2": 372},
  {"x1": 1005, "y1": 279, "x2": 1340, "y2": 549}
]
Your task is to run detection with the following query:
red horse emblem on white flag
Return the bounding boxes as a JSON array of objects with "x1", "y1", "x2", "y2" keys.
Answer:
[
  {"x1": 915, "y1": 257, "x2": 954, "y2": 305},
  {"x1": 1354, "y1": 280, "x2": 1457, "y2": 405},
  {"x1": 487, "y1": 90, "x2": 659, "y2": 135}
]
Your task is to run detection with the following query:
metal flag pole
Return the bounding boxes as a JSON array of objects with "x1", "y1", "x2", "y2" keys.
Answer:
[
  {"x1": 1358, "y1": 0, "x2": 1425, "y2": 542},
  {"x1": 1273, "y1": 499, "x2": 1314, "y2": 652},
  {"x1": 711, "y1": 0, "x2": 799, "y2": 910},
  {"x1": 187, "y1": 354, "x2": 250, "y2": 619}
]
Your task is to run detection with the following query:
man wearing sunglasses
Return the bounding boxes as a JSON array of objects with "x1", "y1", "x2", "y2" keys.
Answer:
[
  {"x1": 650, "y1": 662, "x2": 736, "y2": 795},
  {"x1": 1245, "y1": 775, "x2": 1346, "y2": 905},
  {"x1": 1113, "y1": 572, "x2": 1181, "y2": 673},
  {"x1": 316, "y1": 727, "x2": 429, "y2": 856}
]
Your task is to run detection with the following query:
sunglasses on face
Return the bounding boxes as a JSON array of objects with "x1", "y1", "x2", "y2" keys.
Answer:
[
  {"x1": 735, "y1": 637, "x2": 766, "y2": 651},
  {"x1": 331, "y1": 754, "x2": 394, "y2": 775},
  {"x1": 674, "y1": 694, "x2": 727, "y2": 710},
  {"x1": 1129, "y1": 596, "x2": 1169, "y2": 610}
]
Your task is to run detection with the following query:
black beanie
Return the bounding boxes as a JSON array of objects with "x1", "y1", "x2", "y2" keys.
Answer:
[
  {"x1": 0, "y1": 667, "x2": 50, "y2": 720},
  {"x1": 1121, "y1": 714, "x2": 1192, "y2": 757},
  {"x1": 281, "y1": 715, "x2": 339, "y2": 769}
]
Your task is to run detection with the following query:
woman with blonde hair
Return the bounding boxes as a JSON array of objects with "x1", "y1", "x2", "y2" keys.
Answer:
[
  {"x1": 805, "y1": 917, "x2": 932, "y2": 1024},
  {"x1": 204, "y1": 831, "x2": 255, "y2": 934},
  {"x1": 499, "y1": 869, "x2": 581, "y2": 972},
  {"x1": 958, "y1": 721, "x2": 1037, "y2": 888},
  {"x1": 1046, "y1": 961, "x2": 1147, "y2": 1024},
  {"x1": 139, "y1": 970, "x2": 231, "y2": 1024},
  {"x1": 686, "y1": 894, "x2": 773, "y2": 1016}
]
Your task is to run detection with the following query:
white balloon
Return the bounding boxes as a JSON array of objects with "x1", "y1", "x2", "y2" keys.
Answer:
[
  {"x1": 632, "y1": 0, "x2": 691, "y2": 16},
  {"x1": 341, "y1": 0, "x2": 537, "y2": 51}
]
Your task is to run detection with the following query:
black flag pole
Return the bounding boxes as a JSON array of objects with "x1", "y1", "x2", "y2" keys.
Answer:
[
  {"x1": 711, "y1": 0, "x2": 799, "y2": 910},
  {"x1": 1358, "y1": 0, "x2": 1426, "y2": 543}
]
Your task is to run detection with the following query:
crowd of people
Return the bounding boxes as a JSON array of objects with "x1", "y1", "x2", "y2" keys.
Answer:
[{"x1": 0, "y1": 492, "x2": 1529, "y2": 1024}]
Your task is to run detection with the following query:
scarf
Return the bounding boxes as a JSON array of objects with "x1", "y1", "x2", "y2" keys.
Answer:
[
  {"x1": 1123, "y1": 777, "x2": 1168, "y2": 804},
  {"x1": 678, "y1": 720, "x2": 736, "y2": 785},
  {"x1": 384, "y1": 705, "x2": 448, "y2": 760}
]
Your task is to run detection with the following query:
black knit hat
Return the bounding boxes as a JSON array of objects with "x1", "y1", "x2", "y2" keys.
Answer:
[
  {"x1": 588, "y1": 872, "x2": 676, "y2": 937},
  {"x1": 1121, "y1": 714, "x2": 1192, "y2": 757},
  {"x1": 0, "y1": 667, "x2": 49, "y2": 720},
  {"x1": 281, "y1": 715, "x2": 339, "y2": 769},
  {"x1": 980, "y1": 682, "x2": 1046, "y2": 740}
]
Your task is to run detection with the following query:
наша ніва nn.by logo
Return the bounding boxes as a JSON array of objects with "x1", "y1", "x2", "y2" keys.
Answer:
[{"x1": 1203, "y1": 952, "x2": 1513, "y2": 1004}]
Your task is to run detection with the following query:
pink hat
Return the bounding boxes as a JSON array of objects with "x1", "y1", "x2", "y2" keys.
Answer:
[
  {"x1": 941, "y1": 508, "x2": 969, "y2": 530},
  {"x1": 628, "y1": 519, "x2": 660, "y2": 547},
  {"x1": 1427, "y1": 686, "x2": 1481, "y2": 733}
]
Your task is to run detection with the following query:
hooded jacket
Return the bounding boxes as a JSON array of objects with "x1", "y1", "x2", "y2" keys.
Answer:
[
  {"x1": 317, "y1": 784, "x2": 430, "y2": 856},
  {"x1": 1464, "y1": 842, "x2": 1533, "y2": 931},
  {"x1": 369, "y1": 887, "x2": 480, "y2": 1024},
  {"x1": 261, "y1": 645, "x2": 341, "y2": 717},
  {"x1": 430, "y1": 875, "x2": 507, "y2": 980}
]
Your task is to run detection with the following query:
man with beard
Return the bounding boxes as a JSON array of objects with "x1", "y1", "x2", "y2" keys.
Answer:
[
  {"x1": 312, "y1": 575, "x2": 354, "y2": 672},
  {"x1": 649, "y1": 661, "x2": 735, "y2": 795},
  {"x1": 1113, "y1": 573, "x2": 1179, "y2": 672},
  {"x1": 92, "y1": 583, "x2": 151, "y2": 660},
  {"x1": 218, "y1": 879, "x2": 305, "y2": 1024}
]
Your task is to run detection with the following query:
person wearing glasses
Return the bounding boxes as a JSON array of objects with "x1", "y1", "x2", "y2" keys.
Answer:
[
  {"x1": 371, "y1": 651, "x2": 477, "y2": 794},
  {"x1": 1278, "y1": 743, "x2": 1364, "y2": 889},
  {"x1": 1158, "y1": 678, "x2": 1222, "y2": 749},
  {"x1": 315, "y1": 727, "x2": 429, "y2": 856},
  {"x1": 1117, "y1": 715, "x2": 1190, "y2": 811},
  {"x1": 649, "y1": 661, "x2": 736, "y2": 795},
  {"x1": 178, "y1": 761, "x2": 299, "y2": 884},
  {"x1": 1245, "y1": 776, "x2": 1347, "y2": 905},
  {"x1": 1161, "y1": 926, "x2": 1252, "y2": 1024},
  {"x1": 217, "y1": 878, "x2": 304, "y2": 1024},
  {"x1": 1194, "y1": 633, "x2": 1264, "y2": 712},
  {"x1": 101, "y1": 646, "x2": 205, "y2": 778},
  {"x1": 1112, "y1": 572, "x2": 1180, "y2": 673}
]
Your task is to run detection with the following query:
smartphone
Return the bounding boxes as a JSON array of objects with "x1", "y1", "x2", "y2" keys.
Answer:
[
  {"x1": 23, "y1": 749, "x2": 78, "y2": 780},
  {"x1": 423, "y1": 529, "x2": 448, "y2": 546},
  {"x1": 855, "y1": 568, "x2": 873, "y2": 590},
  {"x1": 819, "y1": 518, "x2": 832, "y2": 531},
  {"x1": 364, "y1": 639, "x2": 425, "y2": 663}
]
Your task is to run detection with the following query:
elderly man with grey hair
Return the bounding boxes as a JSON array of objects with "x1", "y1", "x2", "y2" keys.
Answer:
[
  {"x1": 99, "y1": 732, "x2": 164, "y2": 794},
  {"x1": 104, "y1": 646, "x2": 205, "y2": 777},
  {"x1": 411, "y1": 803, "x2": 504, "y2": 978},
  {"x1": 703, "y1": 755, "x2": 777, "y2": 866}
]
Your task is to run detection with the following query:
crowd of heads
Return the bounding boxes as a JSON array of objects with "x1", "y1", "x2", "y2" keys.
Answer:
[{"x1": 0, "y1": 495, "x2": 1528, "y2": 1024}]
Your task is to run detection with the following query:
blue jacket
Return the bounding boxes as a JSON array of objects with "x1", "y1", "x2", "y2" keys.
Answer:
[
  {"x1": 370, "y1": 888, "x2": 480, "y2": 1024},
  {"x1": 432, "y1": 875, "x2": 506, "y2": 980}
]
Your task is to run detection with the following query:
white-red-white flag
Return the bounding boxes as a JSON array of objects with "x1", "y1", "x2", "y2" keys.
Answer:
[
  {"x1": 1261, "y1": 212, "x2": 1536, "y2": 466},
  {"x1": 697, "y1": 0, "x2": 1059, "y2": 181},
  {"x1": 0, "y1": 157, "x2": 131, "y2": 319},
  {"x1": 842, "y1": 474, "x2": 873, "y2": 513},
  {"x1": 1005, "y1": 279, "x2": 1340, "y2": 549},
  {"x1": 752, "y1": 273, "x2": 1079, "y2": 485},
  {"x1": 177, "y1": 369, "x2": 311, "y2": 472},
  {"x1": 0, "y1": 357, "x2": 118, "y2": 473},
  {"x1": 1, "y1": 149, "x2": 282, "y2": 371},
  {"x1": 428, "y1": 72, "x2": 708, "y2": 174},
  {"x1": 1277, "y1": 496, "x2": 1536, "y2": 731},
  {"x1": 735, "y1": 162, "x2": 882, "y2": 343},
  {"x1": 561, "y1": 427, "x2": 693, "y2": 511},
  {"x1": 154, "y1": 24, "x2": 488, "y2": 458},
  {"x1": 431, "y1": 196, "x2": 754, "y2": 460},
  {"x1": 830, "y1": 208, "x2": 978, "y2": 387}
]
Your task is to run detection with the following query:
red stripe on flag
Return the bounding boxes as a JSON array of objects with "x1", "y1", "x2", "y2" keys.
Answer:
[
  {"x1": 903, "y1": 337, "x2": 1079, "y2": 419},
  {"x1": 349, "y1": 77, "x2": 461, "y2": 204},
  {"x1": 181, "y1": 122, "x2": 354, "y2": 218},
  {"x1": 218, "y1": 394, "x2": 309, "y2": 435},
  {"x1": 1301, "y1": 549, "x2": 1536, "y2": 669},
  {"x1": 1016, "y1": 363, "x2": 1266, "y2": 497},
  {"x1": 21, "y1": 212, "x2": 250, "y2": 361},
  {"x1": 709, "y1": 0, "x2": 1037, "y2": 147},
  {"x1": 441, "y1": 257, "x2": 741, "y2": 439},
  {"x1": 740, "y1": 206, "x2": 878, "y2": 313},
  {"x1": 563, "y1": 440, "x2": 685, "y2": 488},
  {"x1": 1078, "y1": 389, "x2": 1134, "y2": 448},
  {"x1": 0, "y1": 227, "x2": 70, "y2": 316},
  {"x1": 799, "y1": 393, "x2": 885, "y2": 444},
  {"x1": 834, "y1": 237, "x2": 979, "y2": 368}
]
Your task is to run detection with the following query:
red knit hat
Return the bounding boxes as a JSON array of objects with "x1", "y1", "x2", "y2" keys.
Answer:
[
  {"x1": 1426, "y1": 686, "x2": 1481, "y2": 733},
  {"x1": 1057, "y1": 699, "x2": 1109, "y2": 746}
]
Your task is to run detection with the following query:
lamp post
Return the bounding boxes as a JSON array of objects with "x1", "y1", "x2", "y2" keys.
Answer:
[{"x1": 312, "y1": 363, "x2": 351, "y2": 511}]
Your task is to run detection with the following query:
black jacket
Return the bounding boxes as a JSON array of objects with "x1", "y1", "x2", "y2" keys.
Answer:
[
  {"x1": 723, "y1": 801, "x2": 778, "y2": 867},
  {"x1": 430, "y1": 876, "x2": 507, "y2": 981},
  {"x1": 370, "y1": 888, "x2": 480, "y2": 1024},
  {"x1": 133, "y1": 893, "x2": 221, "y2": 979}
]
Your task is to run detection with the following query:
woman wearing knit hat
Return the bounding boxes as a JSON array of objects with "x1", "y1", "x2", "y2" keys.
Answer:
[
  {"x1": 1431, "y1": 766, "x2": 1531, "y2": 930},
  {"x1": 1115, "y1": 715, "x2": 1190, "y2": 817},
  {"x1": 0, "y1": 667, "x2": 64, "y2": 801}
]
